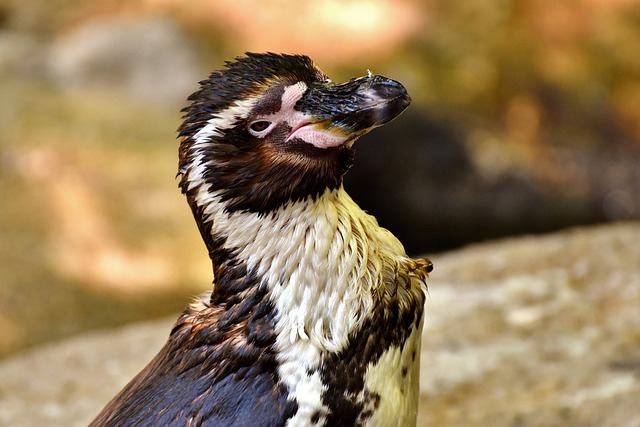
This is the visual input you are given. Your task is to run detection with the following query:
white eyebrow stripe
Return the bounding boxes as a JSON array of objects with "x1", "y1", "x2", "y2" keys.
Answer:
[
  {"x1": 193, "y1": 97, "x2": 259, "y2": 145},
  {"x1": 191, "y1": 81, "x2": 310, "y2": 147},
  {"x1": 253, "y1": 82, "x2": 313, "y2": 132},
  {"x1": 280, "y1": 82, "x2": 308, "y2": 111}
]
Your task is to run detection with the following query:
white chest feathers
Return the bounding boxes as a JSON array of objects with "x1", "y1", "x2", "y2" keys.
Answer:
[
  {"x1": 194, "y1": 185, "x2": 426, "y2": 426},
  {"x1": 196, "y1": 186, "x2": 407, "y2": 349}
]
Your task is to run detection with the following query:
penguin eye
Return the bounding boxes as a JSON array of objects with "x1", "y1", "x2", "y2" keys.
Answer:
[{"x1": 248, "y1": 120, "x2": 273, "y2": 135}]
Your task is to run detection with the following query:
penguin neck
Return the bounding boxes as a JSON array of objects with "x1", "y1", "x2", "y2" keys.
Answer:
[{"x1": 190, "y1": 185, "x2": 406, "y2": 351}]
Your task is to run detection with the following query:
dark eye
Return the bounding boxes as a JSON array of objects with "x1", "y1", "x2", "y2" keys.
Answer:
[{"x1": 249, "y1": 121, "x2": 272, "y2": 133}]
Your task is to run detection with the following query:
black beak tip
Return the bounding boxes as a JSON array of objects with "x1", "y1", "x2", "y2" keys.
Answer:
[
  {"x1": 369, "y1": 76, "x2": 411, "y2": 105},
  {"x1": 302, "y1": 73, "x2": 411, "y2": 134},
  {"x1": 366, "y1": 76, "x2": 411, "y2": 125},
  {"x1": 399, "y1": 92, "x2": 412, "y2": 109}
]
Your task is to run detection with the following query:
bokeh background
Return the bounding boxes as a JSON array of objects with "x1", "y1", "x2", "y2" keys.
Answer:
[{"x1": 1, "y1": 0, "x2": 639, "y2": 378}]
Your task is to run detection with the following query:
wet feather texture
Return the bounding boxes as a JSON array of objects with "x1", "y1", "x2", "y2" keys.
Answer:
[{"x1": 90, "y1": 53, "x2": 428, "y2": 427}]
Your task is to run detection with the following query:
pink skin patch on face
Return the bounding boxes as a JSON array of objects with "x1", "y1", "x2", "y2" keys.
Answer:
[
  {"x1": 287, "y1": 124, "x2": 349, "y2": 149},
  {"x1": 256, "y1": 82, "x2": 350, "y2": 149},
  {"x1": 280, "y1": 82, "x2": 308, "y2": 110},
  {"x1": 280, "y1": 83, "x2": 349, "y2": 149}
]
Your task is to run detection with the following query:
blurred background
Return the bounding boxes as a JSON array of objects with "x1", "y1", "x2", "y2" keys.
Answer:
[{"x1": 0, "y1": 0, "x2": 639, "y2": 369}]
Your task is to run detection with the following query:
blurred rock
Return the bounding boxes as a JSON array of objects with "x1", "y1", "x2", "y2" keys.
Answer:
[
  {"x1": 1, "y1": 223, "x2": 638, "y2": 426},
  {"x1": 419, "y1": 221, "x2": 640, "y2": 426},
  {"x1": 47, "y1": 17, "x2": 203, "y2": 105},
  {"x1": 0, "y1": 318, "x2": 175, "y2": 427}
]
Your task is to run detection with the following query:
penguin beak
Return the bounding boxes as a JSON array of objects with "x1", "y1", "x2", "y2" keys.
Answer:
[{"x1": 287, "y1": 74, "x2": 411, "y2": 149}]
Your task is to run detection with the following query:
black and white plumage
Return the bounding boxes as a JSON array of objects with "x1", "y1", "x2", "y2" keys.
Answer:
[{"x1": 90, "y1": 53, "x2": 431, "y2": 427}]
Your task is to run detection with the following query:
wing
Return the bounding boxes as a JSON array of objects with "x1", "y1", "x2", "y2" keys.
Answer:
[{"x1": 89, "y1": 293, "x2": 297, "y2": 427}]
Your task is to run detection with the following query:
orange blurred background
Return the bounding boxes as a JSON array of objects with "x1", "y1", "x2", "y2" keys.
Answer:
[{"x1": 0, "y1": 0, "x2": 639, "y2": 358}]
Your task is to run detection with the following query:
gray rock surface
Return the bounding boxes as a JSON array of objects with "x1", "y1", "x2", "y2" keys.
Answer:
[
  {"x1": 46, "y1": 17, "x2": 202, "y2": 105},
  {"x1": 419, "y1": 222, "x2": 640, "y2": 426},
  {"x1": 0, "y1": 318, "x2": 175, "y2": 427},
  {"x1": 1, "y1": 223, "x2": 639, "y2": 426}
]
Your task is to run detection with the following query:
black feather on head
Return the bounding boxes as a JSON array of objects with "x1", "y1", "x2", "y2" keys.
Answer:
[
  {"x1": 177, "y1": 52, "x2": 409, "y2": 217},
  {"x1": 178, "y1": 53, "x2": 326, "y2": 139},
  {"x1": 177, "y1": 53, "x2": 352, "y2": 216}
]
